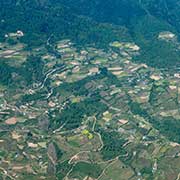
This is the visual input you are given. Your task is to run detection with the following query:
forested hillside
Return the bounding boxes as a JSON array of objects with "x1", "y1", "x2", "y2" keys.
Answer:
[{"x1": 0, "y1": 0, "x2": 131, "y2": 48}]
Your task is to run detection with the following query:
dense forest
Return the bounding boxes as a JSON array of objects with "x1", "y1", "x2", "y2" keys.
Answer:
[{"x1": 0, "y1": 0, "x2": 131, "y2": 48}]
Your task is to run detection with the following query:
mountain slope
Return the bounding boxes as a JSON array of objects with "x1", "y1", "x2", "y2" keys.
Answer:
[
  {"x1": 57, "y1": 0, "x2": 180, "y2": 68},
  {"x1": 0, "y1": 0, "x2": 180, "y2": 67},
  {"x1": 0, "y1": 0, "x2": 131, "y2": 48}
]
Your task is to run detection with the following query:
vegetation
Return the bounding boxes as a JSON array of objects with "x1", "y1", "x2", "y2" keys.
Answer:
[
  {"x1": 153, "y1": 117, "x2": 180, "y2": 143},
  {"x1": 71, "y1": 162, "x2": 102, "y2": 179},
  {"x1": 100, "y1": 131, "x2": 127, "y2": 160},
  {"x1": 0, "y1": 61, "x2": 12, "y2": 85},
  {"x1": 52, "y1": 96, "x2": 107, "y2": 130},
  {"x1": 22, "y1": 55, "x2": 45, "y2": 84}
]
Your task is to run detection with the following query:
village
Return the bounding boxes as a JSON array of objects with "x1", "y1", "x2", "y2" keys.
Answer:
[{"x1": 1, "y1": 31, "x2": 180, "y2": 180}]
